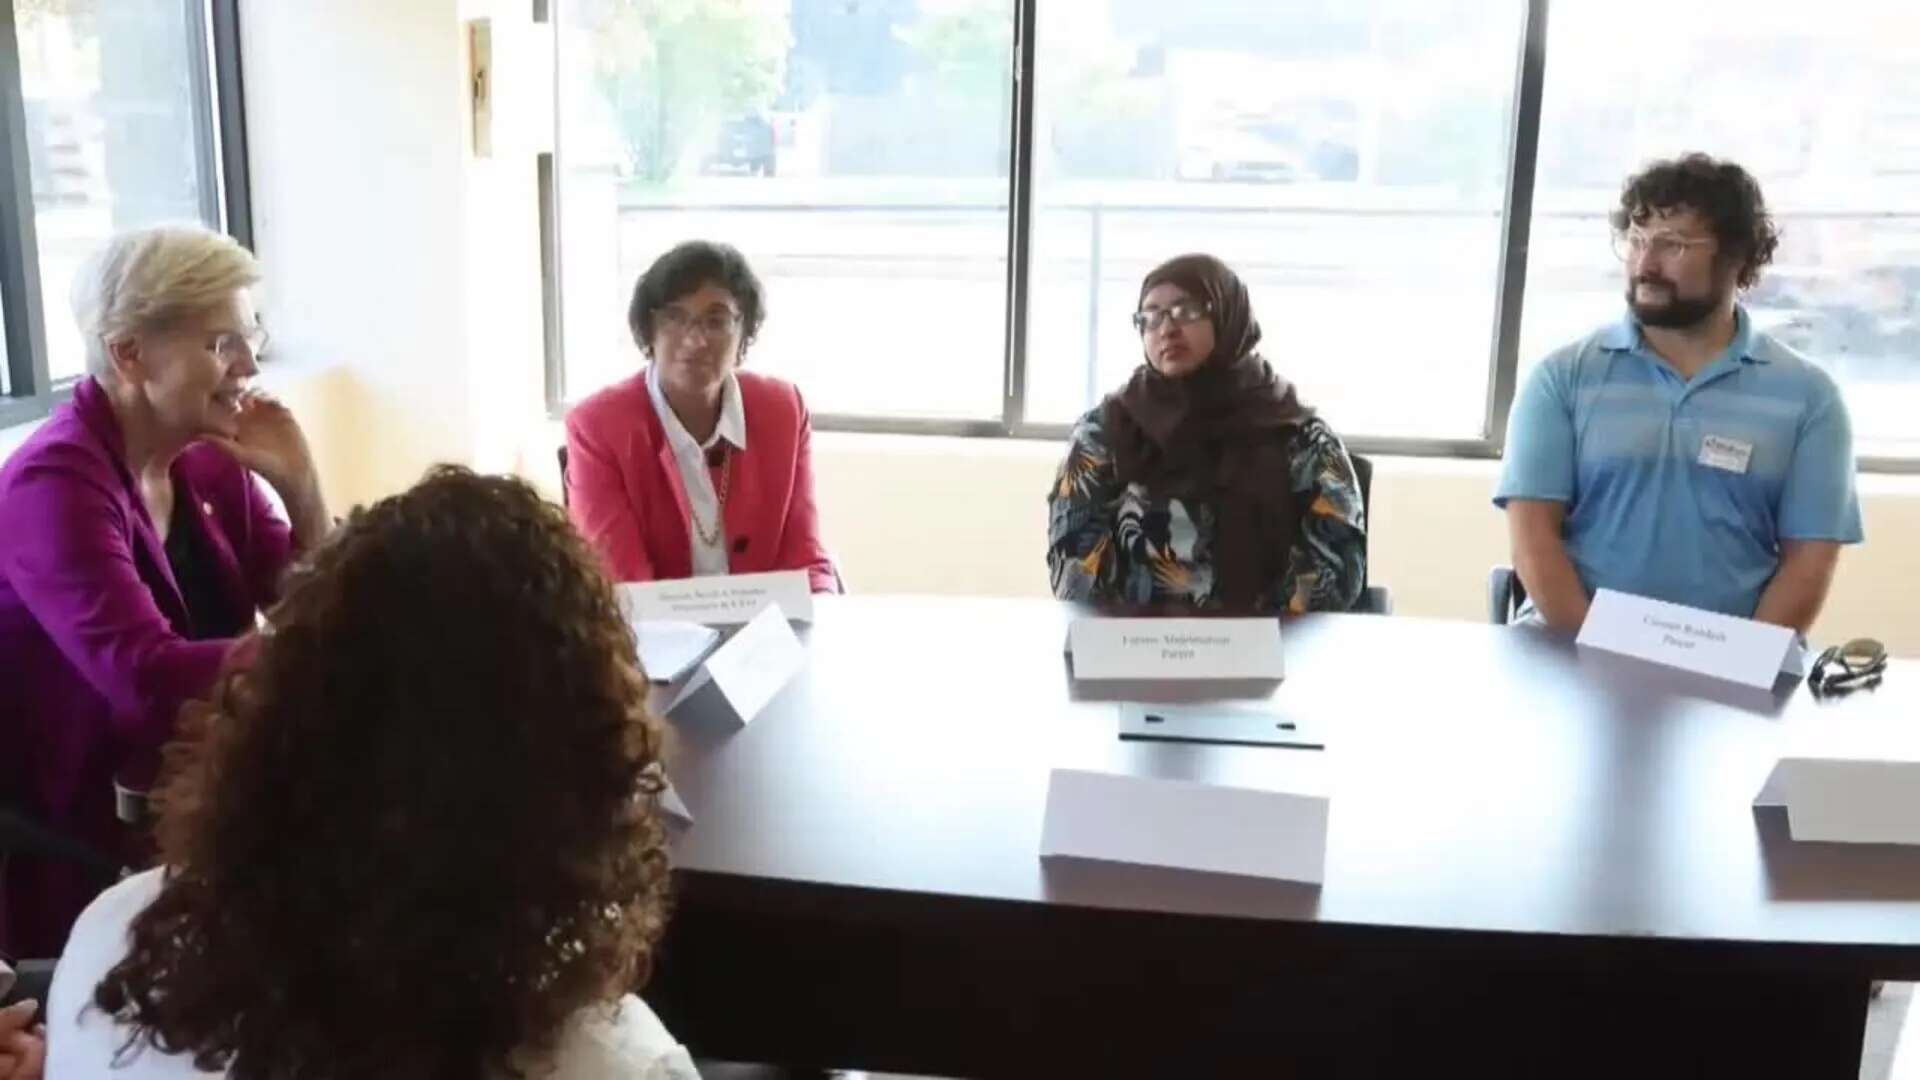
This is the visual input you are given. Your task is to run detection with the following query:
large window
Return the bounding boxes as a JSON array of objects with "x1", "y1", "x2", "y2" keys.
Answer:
[
  {"x1": 0, "y1": 0, "x2": 243, "y2": 428},
  {"x1": 548, "y1": 0, "x2": 1920, "y2": 468},
  {"x1": 1520, "y1": 0, "x2": 1920, "y2": 461},
  {"x1": 1026, "y1": 0, "x2": 1524, "y2": 435},
  {"x1": 554, "y1": 0, "x2": 1014, "y2": 421}
]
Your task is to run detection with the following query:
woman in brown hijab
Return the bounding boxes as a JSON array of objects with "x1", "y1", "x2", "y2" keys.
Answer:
[{"x1": 1047, "y1": 253, "x2": 1366, "y2": 614}]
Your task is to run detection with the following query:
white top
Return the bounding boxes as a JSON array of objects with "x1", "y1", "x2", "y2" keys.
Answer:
[
  {"x1": 646, "y1": 365, "x2": 747, "y2": 578},
  {"x1": 46, "y1": 869, "x2": 700, "y2": 1080}
]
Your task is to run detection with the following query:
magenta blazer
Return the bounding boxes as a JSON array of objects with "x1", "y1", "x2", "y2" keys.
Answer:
[
  {"x1": 564, "y1": 370, "x2": 837, "y2": 593},
  {"x1": 0, "y1": 378, "x2": 295, "y2": 956}
]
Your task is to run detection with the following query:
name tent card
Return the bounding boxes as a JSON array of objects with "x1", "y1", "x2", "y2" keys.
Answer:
[
  {"x1": 666, "y1": 603, "x2": 806, "y2": 729},
  {"x1": 620, "y1": 570, "x2": 813, "y2": 627},
  {"x1": 1575, "y1": 589, "x2": 1793, "y2": 691},
  {"x1": 1040, "y1": 746, "x2": 1330, "y2": 883},
  {"x1": 1068, "y1": 618, "x2": 1283, "y2": 681},
  {"x1": 1755, "y1": 721, "x2": 1920, "y2": 845},
  {"x1": 642, "y1": 763, "x2": 695, "y2": 828},
  {"x1": 632, "y1": 620, "x2": 722, "y2": 684}
]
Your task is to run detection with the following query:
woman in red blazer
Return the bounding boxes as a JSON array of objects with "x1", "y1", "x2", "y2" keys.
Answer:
[{"x1": 565, "y1": 241, "x2": 837, "y2": 593}]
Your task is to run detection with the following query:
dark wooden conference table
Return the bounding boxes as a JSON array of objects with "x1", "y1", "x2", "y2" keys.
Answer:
[{"x1": 646, "y1": 595, "x2": 1920, "y2": 1079}]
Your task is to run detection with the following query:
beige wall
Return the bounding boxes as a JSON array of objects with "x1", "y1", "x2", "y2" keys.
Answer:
[
  {"x1": 506, "y1": 429, "x2": 1920, "y2": 656},
  {"x1": 797, "y1": 437, "x2": 1920, "y2": 655},
  {"x1": 233, "y1": 0, "x2": 551, "y2": 512}
]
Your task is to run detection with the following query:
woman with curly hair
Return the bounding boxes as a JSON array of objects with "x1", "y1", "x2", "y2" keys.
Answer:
[{"x1": 42, "y1": 467, "x2": 695, "y2": 1079}]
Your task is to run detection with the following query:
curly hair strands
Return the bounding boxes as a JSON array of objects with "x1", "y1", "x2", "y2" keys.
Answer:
[
  {"x1": 93, "y1": 467, "x2": 674, "y2": 1080},
  {"x1": 1609, "y1": 151, "x2": 1781, "y2": 290}
]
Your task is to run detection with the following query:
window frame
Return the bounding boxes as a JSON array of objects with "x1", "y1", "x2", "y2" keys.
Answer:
[
  {"x1": 0, "y1": 0, "x2": 253, "y2": 431},
  {"x1": 542, "y1": 0, "x2": 1920, "y2": 473}
]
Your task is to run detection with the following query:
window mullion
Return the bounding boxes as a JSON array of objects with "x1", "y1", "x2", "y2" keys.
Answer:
[
  {"x1": 1000, "y1": 0, "x2": 1037, "y2": 434},
  {"x1": 0, "y1": 0, "x2": 50, "y2": 402},
  {"x1": 1483, "y1": 0, "x2": 1550, "y2": 449},
  {"x1": 208, "y1": 0, "x2": 254, "y2": 249}
]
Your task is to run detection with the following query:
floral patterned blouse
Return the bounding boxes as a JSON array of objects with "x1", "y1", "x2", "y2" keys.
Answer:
[{"x1": 1047, "y1": 406, "x2": 1368, "y2": 613}]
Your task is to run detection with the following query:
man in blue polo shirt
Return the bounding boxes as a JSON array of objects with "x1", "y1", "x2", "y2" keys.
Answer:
[{"x1": 1495, "y1": 153, "x2": 1862, "y2": 633}]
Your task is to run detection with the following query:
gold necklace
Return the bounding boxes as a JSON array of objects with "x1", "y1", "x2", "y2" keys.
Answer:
[{"x1": 692, "y1": 448, "x2": 732, "y2": 548}]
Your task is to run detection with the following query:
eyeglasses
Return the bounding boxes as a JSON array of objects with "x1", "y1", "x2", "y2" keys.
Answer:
[
  {"x1": 1612, "y1": 227, "x2": 1715, "y2": 263},
  {"x1": 1809, "y1": 637, "x2": 1888, "y2": 696},
  {"x1": 210, "y1": 328, "x2": 269, "y2": 363},
  {"x1": 657, "y1": 307, "x2": 742, "y2": 338},
  {"x1": 1132, "y1": 300, "x2": 1212, "y2": 334}
]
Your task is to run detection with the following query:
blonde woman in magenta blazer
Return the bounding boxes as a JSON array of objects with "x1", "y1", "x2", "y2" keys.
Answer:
[{"x1": 565, "y1": 241, "x2": 838, "y2": 593}]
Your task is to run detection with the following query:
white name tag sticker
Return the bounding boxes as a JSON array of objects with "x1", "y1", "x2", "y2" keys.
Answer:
[
  {"x1": 1698, "y1": 434, "x2": 1754, "y2": 474},
  {"x1": 1069, "y1": 618, "x2": 1283, "y2": 680},
  {"x1": 1576, "y1": 588, "x2": 1793, "y2": 690},
  {"x1": 619, "y1": 569, "x2": 812, "y2": 626}
]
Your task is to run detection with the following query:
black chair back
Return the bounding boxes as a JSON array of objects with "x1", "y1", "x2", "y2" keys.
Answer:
[
  {"x1": 1488, "y1": 566, "x2": 1530, "y2": 624},
  {"x1": 0, "y1": 803, "x2": 121, "y2": 883},
  {"x1": 0, "y1": 801, "x2": 122, "y2": 1005},
  {"x1": 1350, "y1": 453, "x2": 1373, "y2": 590},
  {"x1": 1347, "y1": 452, "x2": 1391, "y2": 614},
  {"x1": 0, "y1": 959, "x2": 54, "y2": 1012}
]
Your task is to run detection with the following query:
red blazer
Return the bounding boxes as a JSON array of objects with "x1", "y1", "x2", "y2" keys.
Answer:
[{"x1": 564, "y1": 370, "x2": 837, "y2": 593}]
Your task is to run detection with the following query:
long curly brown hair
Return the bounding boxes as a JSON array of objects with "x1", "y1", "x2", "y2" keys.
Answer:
[{"x1": 92, "y1": 466, "x2": 672, "y2": 1079}]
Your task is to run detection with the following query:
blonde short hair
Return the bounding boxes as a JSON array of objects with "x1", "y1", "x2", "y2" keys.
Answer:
[{"x1": 71, "y1": 224, "x2": 262, "y2": 377}]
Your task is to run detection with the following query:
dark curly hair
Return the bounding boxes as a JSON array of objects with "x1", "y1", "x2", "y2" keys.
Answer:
[
  {"x1": 1609, "y1": 152, "x2": 1780, "y2": 289},
  {"x1": 92, "y1": 466, "x2": 672, "y2": 1080},
  {"x1": 628, "y1": 239, "x2": 765, "y2": 355}
]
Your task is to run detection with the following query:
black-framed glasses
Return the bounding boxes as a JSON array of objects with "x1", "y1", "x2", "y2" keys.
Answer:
[
  {"x1": 1810, "y1": 637, "x2": 1888, "y2": 695},
  {"x1": 656, "y1": 306, "x2": 742, "y2": 338},
  {"x1": 1131, "y1": 300, "x2": 1212, "y2": 335}
]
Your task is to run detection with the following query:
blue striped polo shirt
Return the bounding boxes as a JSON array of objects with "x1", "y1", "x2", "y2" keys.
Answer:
[{"x1": 1494, "y1": 305, "x2": 1863, "y2": 618}]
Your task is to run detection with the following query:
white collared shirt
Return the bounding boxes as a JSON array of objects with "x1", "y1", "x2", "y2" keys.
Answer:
[{"x1": 646, "y1": 365, "x2": 747, "y2": 577}]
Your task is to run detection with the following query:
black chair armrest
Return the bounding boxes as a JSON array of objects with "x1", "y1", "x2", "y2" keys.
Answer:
[
  {"x1": 0, "y1": 958, "x2": 56, "y2": 1011},
  {"x1": 1488, "y1": 566, "x2": 1519, "y2": 625},
  {"x1": 1355, "y1": 584, "x2": 1393, "y2": 616},
  {"x1": 0, "y1": 805, "x2": 123, "y2": 883}
]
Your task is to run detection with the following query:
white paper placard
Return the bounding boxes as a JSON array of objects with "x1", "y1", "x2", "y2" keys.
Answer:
[
  {"x1": 667, "y1": 602, "x2": 805, "y2": 728},
  {"x1": 1575, "y1": 589, "x2": 1793, "y2": 690},
  {"x1": 619, "y1": 570, "x2": 813, "y2": 626},
  {"x1": 1782, "y1": 636, "x2": 1809, "y2": 679},
  {"x1": 1755, "y1": 721, "x2": 1920, "y2": 843},
  {"x1": 643, "y1": 763, "x2": 695, "y2": 826},
  {"x1": 632, "y1": 620, "x2": 721, "y2": 683},
  {"x1": 1040, "y1": 766, "x2": 1328, "y2": 883},
  {"x1": 1068, "y1": 617, "x2": 1283, "y2": 680},
  {"x1": 659, "y1": 780, "x2": 694, "y2": 826},
  {"x1": 1779, "y1": 759, "x2": 1920, "y2": 844}
]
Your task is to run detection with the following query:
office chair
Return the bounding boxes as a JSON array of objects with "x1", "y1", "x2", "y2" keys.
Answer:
[
  {"x1": 0, "y1": 957, "x2": 53, "y2": 1014},
  {"x1": 1488, "y1": 566, "x2": 1528, "y2": 624},
  {"x1": 1348, "y1": 453, "x2": 1392, "y2": 615},
  {"x1": 0, "y1": 801, "x2": 124, "y2": 1009}
]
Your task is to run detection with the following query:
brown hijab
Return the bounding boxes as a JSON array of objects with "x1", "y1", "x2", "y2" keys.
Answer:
[{"x1": 1102, "y1": 253, "x2": 1314, "y2": 611}]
